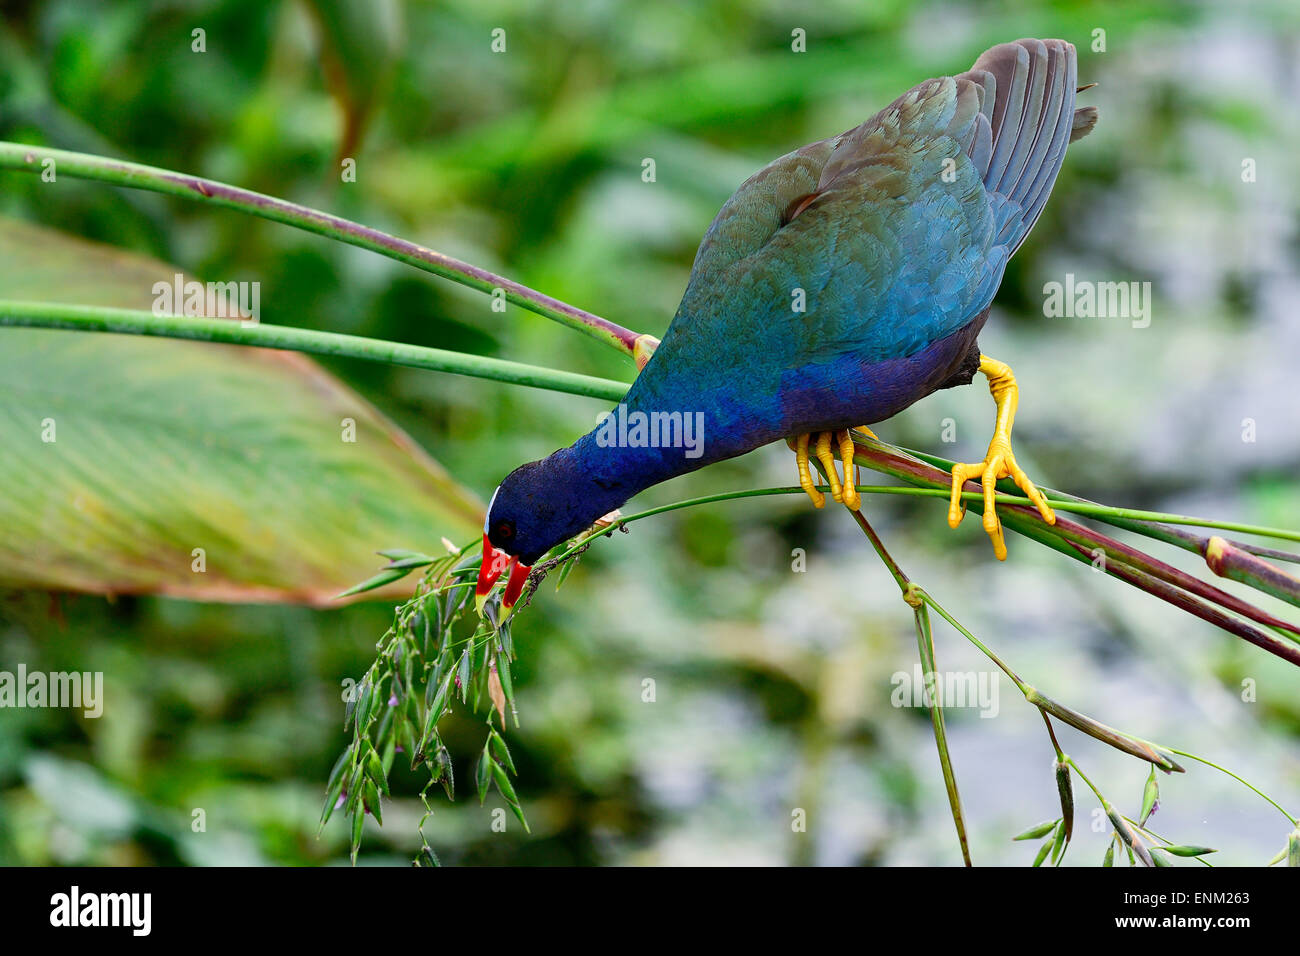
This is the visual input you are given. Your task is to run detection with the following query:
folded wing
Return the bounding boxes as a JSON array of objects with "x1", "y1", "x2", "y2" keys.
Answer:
[{"x1": 664, "y1": 38, "x2": 1095, "y2": 370}]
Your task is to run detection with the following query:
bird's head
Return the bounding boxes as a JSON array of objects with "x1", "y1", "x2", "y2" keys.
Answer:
[
  {"x1": 476, "y1": 472, "x2": 537, "y2": 620},
  {"x1": 476, "y1": 453, "x2": 620, "y2": 617}
]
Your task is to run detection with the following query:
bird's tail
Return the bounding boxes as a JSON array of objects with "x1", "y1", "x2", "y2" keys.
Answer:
[{"x1": 957, "y1": 38, "x2": 1098, "y2": 256}]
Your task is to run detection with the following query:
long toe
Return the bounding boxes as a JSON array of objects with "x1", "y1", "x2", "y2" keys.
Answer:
[
  {"x1": 793, "y1": 433, "x2": 825, "y2": 508},
  {"x1": 814, "y1": 432, "x2": 843, "y2": 502},
  {"x1": 836, "y1": 429, "x2": 861, "y2": 510}
]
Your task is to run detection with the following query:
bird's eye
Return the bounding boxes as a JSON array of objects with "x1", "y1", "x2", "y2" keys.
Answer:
[{"x1": 495, "y1": 520, "x2": 515, "y2": 540}]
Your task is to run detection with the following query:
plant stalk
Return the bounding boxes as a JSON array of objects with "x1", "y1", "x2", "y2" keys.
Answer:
[
  {"x1": 0, "y1": 141, "x2": 646, "y2": 358},
  {"x1": 0, "y1": 300, "x2": 631, "y2": 401}
]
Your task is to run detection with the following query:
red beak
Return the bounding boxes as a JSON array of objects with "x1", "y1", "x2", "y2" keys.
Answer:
[
  {"x1": 475, "y1": 533, "x2": 512, "y2": 615},
  {"x1": 475, "y1": 533, "x2": 532, "y2": 619},
  {"x1": 500, "y1": 557, "x2": 532, "y2": 618}
]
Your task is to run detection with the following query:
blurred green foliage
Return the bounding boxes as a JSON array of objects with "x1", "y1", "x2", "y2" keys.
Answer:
[{"x1": 2, "y1": 0, "x2": 1298, "y2": 865}]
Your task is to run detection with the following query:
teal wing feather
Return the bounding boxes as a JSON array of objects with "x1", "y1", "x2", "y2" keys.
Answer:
[{"x1": 654, "y1": 38, "x2": 1087, "y2": 376}]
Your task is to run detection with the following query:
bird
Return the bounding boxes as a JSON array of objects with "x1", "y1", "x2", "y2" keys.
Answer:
[{"x1": 477, "y1": 37, "x2": 1099, "y2": 617}]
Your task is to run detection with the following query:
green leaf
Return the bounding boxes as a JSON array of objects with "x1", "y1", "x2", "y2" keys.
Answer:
[
  {"x1": 422, "y1": 677, "x2": 451, "y2": 746},
  {"x1": 0, "y1": 217, "x2": 483, "y2": 603},
  {"x1": 319, "y1": 747, "x2": 352, "y2": 829},
  {"x1": 344, "y1": 765, "x2": 365, "y2": 817},
  {"x1": 1103, "y1": 840, "x2": 1115, "y2": 867},
  {"x1": 1012, "y1": 819, "x2": 1059, "y2": 841},
  {"x1": 491, "y1": 762, "x2": 530, "y2": 832},
  {"x1": 1157, "y1": 845, "x2": 1216, "y2": 857},
  {"x1": 457, "y1": 650, "x2": 472, "y2": 701},
  {"x1": 1140, "y1": 766, "x2": 1159, "y2": 825},
  {"x1": 436, "y1": 746, "x2": 454, "y2": 801},
  {"x1": 350, "y1": 809, "x2": 364, "y2": 864},
  {"x1": 381, "y1": 555, "x2": 437, "y2": 571},
  {"x1": 336, "y1": 567, "x2": 418, "y2": 599},
  {"x1": 377, "y1": 549, "x2": 426, "y2": 562},
  {"x1": 475, "y1": 749, "x2": 492, "y2": 805},
  {"x1": 1290, "y1": 829, "x2": 1300, "y2": 867},
  {"x1": 490, "y1": 761, "x2": 519, "y2": 807},
  {"x1": 366, "y1": 749, "x2": 389, "y2": 798},
  {"x1": 1049, "y1": 819, "x2": 1067, "y2": 866},
  {"x1": 495, "y1": 651, "x2": 514, "y2": 707},
  {"x1": 355, "y1": 680, "x2": 375, "y2": 732},
  {"x1": 489, "y1": 731, "x2": 516, "y2": 775},
  {"x1": 363, "y1": 779, "x2": 383, "y2": 825},
  {"x1": 555, "y1": 554, "x2": 579, "y2": 590},
  {"x1": 1032, "y1": 838, "x2": 1052, "y2": 867}
]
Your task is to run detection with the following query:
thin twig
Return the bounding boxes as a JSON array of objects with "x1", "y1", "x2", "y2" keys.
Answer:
[
  {"x1": 844, "y1": 507, "x2": 971, "y2": 866},
  {"x1": 0, "y1": 141, "x2": 648, "y2": 358}
]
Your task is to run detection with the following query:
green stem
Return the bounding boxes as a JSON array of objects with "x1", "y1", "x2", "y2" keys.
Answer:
[
  {"x1": 917, "y1": 586, "x2": 1183, "y2": 772},
  {"x1": 1041, "y1": 710, "x2": 1066, "y2": 762},
  {"x1": 0, "y1": 141, "x2": 646, "y2": 358},
  {"x1": 848, "y1": 439, "x2": 1300, "y2": 662},
  {"x1": 841, "y1": 505, "x2": 970, "y2": 866},
  {"x1": 1167, "y1": 749, "x2": 1298, "y2": 826},
  {"x1": 1065, "y1": 757, "x2": 1105, "y2": 805},
  {"x1": 1067, "y1": 759, "x2": 1153, "y2": 866},
  {"x1": 15, "y1": 295, "x2": 1298, "y2": 657},
  {"x1": 3, "y1": 298, "x2": 1296, "y2": 552},
  {"x1": 913, "y1": 587, "x2": 1028, "y2": 692},
  {"x1": 0, "y1": 300, "x2": 630, "y2": 402},
  {"x1": 511, "y1": 474, "x2": 1300, "y2": 850},
  {"x1": 543, "y1": 484, "x2": 1300, "y2": 665},
  {"x1": 863, "y1": 439, "x2": 1300, "y2": 545},
  {"x1": 848, "y1": 507, "x2": 911, "y2": 593},
  {"x1": 914, "y1": 584, "x2": 1288, "y2": 825},
  {"x1": 909, "y1": 446, "x2": 1288, "y2": 550},
  {"x1": 908, "y1": 595, "x2": 972, "y2": 867},
  {"x1": 552, "y1": 482, "x2": 1300, "y2": 548}
]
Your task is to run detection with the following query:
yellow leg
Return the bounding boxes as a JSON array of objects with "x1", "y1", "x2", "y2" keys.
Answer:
[
  {"x1": 790, "y1": 427, "x2": 871, "y2": 512},
  {"x1": 814, "y1": 432, "x2": 842, "y2": 503},
  {"x1": 837, "y1": 430, "x2": 861, "y2": 510},
  {"x1": 948, "y1": 355, "x2": 1056, "y2": 560},
  {"x1": 794, "y1": 433, "x2": 825, "y2": 508}
]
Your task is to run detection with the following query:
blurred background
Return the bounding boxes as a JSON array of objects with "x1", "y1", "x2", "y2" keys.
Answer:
[{"x1": 1, "y1": 0, "x2": 1298, "y2": 865}]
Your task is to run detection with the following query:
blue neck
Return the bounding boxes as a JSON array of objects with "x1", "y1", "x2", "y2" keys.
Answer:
[{"x1": 566, "y1": 409, "x2": 710, "y2": 500}]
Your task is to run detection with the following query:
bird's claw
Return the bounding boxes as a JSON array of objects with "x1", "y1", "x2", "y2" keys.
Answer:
[
  {"x1": 948, "y1": 436, "x2": 1055, "y2": 561},
  {"x1": 789, "y1": 428, "x2": 866, "y2": 512},
  {"x1": 946, "y1": 355, "x2": 1055, "y2": 560}
]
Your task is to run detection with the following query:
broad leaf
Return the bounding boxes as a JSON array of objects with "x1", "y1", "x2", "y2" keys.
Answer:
[{"x1": 0, "y1": 216, "x2": 482, "y2": 604}]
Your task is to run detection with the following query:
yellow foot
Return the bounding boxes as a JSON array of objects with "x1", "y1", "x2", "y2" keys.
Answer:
[
  {"x1": 948, "y1": 355, "x2": 1055, "y2": 560},
  {"x1": 788, "y1": 428, "x2": 866, "y2": 511}
]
